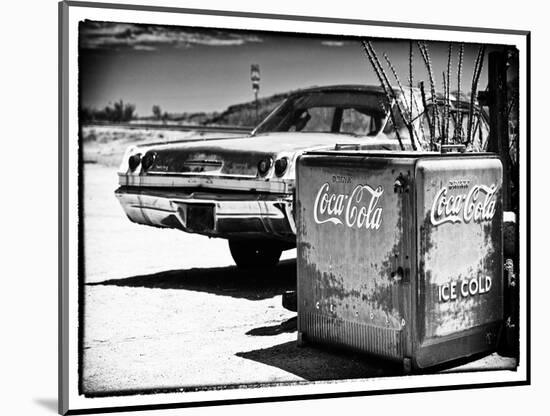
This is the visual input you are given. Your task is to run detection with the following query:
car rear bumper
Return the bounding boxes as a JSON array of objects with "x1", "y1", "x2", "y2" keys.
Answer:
[{"x1": 114, "y1": 187, "x2": 296, "y2": 241}]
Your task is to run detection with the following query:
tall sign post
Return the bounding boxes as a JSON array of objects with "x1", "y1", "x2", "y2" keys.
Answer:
[
  {"x1": 250, "y1": 64, "x2": 260, "y2": 124},
  {"x1": 485, "y1": 50, "x2": 511, "y2": 211}
]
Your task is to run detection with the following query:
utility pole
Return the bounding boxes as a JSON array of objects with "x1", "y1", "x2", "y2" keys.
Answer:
[
  {"x1": 481, "y1": 50, "x2": 511, "y2": 211},
  {"x1": 478, "y1": 49, "x2": 518, "y2": 359},
  {"x1": 251, "y1": 64, "x2": 260, "y2": 124}
]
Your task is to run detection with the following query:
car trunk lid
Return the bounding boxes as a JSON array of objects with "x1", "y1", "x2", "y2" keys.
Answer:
[{"x1": 141, "y1": 133, "x2": 376, "y2": 178}]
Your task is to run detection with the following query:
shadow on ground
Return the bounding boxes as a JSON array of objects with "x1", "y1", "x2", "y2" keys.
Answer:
[
  {"x1": 88, "y1": 259, "x2": 296, "y2": 301},
  {"x1": 240, "y1": 317, "x2": 516, "y2": 379},
  {"x1": 424, "y1": 351, "x2": 517, "y2": 374},
  {"x1": 236, "y1": 340, "x2": 403, "y2": 381},
  {"x1": 246, "y1": 317, "x2": 297, "y2": 336}
]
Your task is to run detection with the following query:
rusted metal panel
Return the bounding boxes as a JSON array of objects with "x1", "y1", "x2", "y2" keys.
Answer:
[
  {"x1": 415, "y1": 157, "x2": 503, "y2": 367},
  {"x1": 302, "y1": 312, "x2": 404, "y2": 360},
  {"x1": 297, "y1": 151, "x2": 503, "y2": 369},
  {"x1": 297, "y1": 154, "x2": 417, "y2": 363}
]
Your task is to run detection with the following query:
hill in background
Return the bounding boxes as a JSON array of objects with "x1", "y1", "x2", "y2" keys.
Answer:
[
  {"x1": 151, "y1": 90, "x2": 294, "y2": 127},
  {"x1": 81, "y1": 89, "x2": 300, "y2": 127}
]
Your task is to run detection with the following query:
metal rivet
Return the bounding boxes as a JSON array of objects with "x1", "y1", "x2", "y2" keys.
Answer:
[
  {"x1": 401, "y1": 319, "x2": 406, "y2": 327},
  {"x1": 315, "y1": 302, "x2": 320, "y2": 309},
  {"x1": 370, "y1": 312, "x2": 374, "y2": 320}
]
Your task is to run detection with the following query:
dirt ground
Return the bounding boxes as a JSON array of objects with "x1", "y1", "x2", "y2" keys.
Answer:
[
  {"x1": 81, "y1": 146, "x2": 517, "y2": 395},
  {"x1": 81, "y1": 125, "x2": 243, "y2": 167}
]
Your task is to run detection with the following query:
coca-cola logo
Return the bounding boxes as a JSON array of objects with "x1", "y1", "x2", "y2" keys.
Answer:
[
  {"x1": 430, "y1": 183, "x2": 498, "y2": 226},
  {"x1": 313, "y1": 182, "x2": 384, "y2": 230}
]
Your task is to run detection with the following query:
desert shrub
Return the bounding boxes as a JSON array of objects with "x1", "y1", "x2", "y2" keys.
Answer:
[
  {"x1": 80, "y1": 100, "x2": 136, "y2": 123},
  {"x1": 152, "y1": 105, "x2": 162, "y2": 120}
]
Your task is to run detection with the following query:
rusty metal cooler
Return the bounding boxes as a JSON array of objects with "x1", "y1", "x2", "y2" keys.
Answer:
[{"x1": 296, "y1": 150, "x2": 503, "y2": 370}]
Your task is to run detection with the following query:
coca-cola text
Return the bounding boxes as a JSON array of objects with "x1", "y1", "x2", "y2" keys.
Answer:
[
  {"x1": 430, "y1": 183, "x2": 498, "y2": 226},
  {"x1": 313, "y1": 182, "x2": 383, "y2": 230}
]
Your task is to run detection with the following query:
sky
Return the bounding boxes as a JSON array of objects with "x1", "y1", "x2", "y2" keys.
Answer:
[{"x1": 79, "y1": 21, "x2": 515, "y2": 116}]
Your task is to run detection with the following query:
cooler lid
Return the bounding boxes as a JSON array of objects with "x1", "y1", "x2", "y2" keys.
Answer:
[{"x1": 302, "y1": 145, "x2": 497, "y2": 159}]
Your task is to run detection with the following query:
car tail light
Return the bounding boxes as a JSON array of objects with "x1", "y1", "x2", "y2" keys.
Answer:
[
  {"x1": 274, "y1": 157, "x2": 289, "y2": 177},
  {"x1": 141, "y1": 151, "x2": 157, "y2": 171},
  {"x1": 257, "y1": 157, "x2": 273, "y2": 177},
  {"x1": 128, "y1": 153, "x2": 141, "y2": 171}
]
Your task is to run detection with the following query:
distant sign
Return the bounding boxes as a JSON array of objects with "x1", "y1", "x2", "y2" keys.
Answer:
[{"x1": 250, "y1": 64, "x2": 260, "y2": 92}]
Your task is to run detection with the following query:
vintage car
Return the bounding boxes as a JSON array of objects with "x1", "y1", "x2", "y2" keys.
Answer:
[{"x1": 115, "y1": 85, "x2": 488, "y2": 268}]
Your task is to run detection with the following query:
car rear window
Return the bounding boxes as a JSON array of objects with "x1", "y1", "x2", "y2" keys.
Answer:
[{"x1": 254, "y1": 91, "x2": 386, "y2": 136}]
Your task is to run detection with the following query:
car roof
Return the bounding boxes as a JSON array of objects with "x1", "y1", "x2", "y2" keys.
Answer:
[
  {"x1": 289, "y1": 84, "x2": 388, "y2": 95},
  {"x1": 286, "y1": 84, "x2": 427, "y2": 100},
  {"x1": 288, "y1": 84, "x2": 472, "y2": 106}
]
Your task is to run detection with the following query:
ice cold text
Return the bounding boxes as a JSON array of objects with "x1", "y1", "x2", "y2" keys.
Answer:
[{"x1": 438, "y1": 275, "x2": 492, "y2": 302}]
